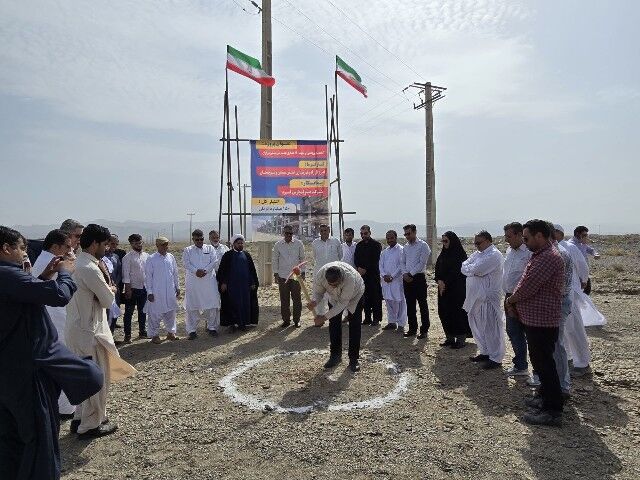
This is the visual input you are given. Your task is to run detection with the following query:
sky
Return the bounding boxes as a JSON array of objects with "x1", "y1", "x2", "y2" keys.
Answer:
[{"x1": 1, "y1": 0, "x2": 639, "y2": 233}]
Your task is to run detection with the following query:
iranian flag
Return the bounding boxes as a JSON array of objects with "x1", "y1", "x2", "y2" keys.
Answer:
[
  {"x1": 226, "y1": 45, "x2": 275, "y2": 87},
  {"x1": 336, "y1": 55, "x2": 367, "y2": 98}
]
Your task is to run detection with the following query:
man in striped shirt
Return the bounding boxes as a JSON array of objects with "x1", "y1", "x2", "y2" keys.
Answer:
[{"x1": 506, "y1": 219, "x2": 565, "y2": 426}]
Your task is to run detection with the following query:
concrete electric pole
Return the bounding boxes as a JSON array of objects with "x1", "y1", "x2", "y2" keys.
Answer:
[
  {"x1": 187, "y1": 212, "x2": 196, "y2": 242},
  {"x1": 260, "y1": 0, "x2": 272, "y2": 140},
  {"x1": 408, "y1": 82, "x2": 446, "y2": 264}
]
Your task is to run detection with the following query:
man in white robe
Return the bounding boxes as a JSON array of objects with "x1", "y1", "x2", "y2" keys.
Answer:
[
  {"x1": 461, "y1": 230, "x2": 505, "y2": 369},
  {"x1": 184, "y1": 229, "x2": 221, "y2": 339},
  {"x1": 144, "y1": 237, "x2": 180, "y2": 344},
  {"x1": 209, "y1": 229, "x2": 229, "y2": 272},
  {"x1": 65, "y1": 224, "x2": 136, "y2": 437},
  {"x1": 379, "y1": 230, "x2": 407, "y2": 332},
  {"x1": 31, "y1": 229, "x2": 76, "y2": 418},
  {"x1": 553, "y1": 225, "x2": 594, "y2": 376}
]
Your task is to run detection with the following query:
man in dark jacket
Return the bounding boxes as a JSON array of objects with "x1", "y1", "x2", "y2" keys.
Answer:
[
  {"x1": 353, "y1": 225, "x2": 383, "y2": 326},
  {"x1": 0, "y1": 226, "x2": 103, "y2": 480}
]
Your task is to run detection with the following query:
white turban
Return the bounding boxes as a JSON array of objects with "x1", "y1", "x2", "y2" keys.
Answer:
[{"x1": 231, "y1": 234, "x2": 245, "y2": 245}]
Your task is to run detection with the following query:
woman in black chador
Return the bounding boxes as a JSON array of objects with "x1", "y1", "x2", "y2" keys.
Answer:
[{"x1": 434, "y1": 231, "x2": 471, "y2": 349}]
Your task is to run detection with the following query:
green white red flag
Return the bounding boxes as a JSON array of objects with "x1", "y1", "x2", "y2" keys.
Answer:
[
  {"x1": 226, "y1": 45, "x2": 275, "y2": 87},
  {"x1": 336, "y1": 55, "x2": 367, "y2": 98}
]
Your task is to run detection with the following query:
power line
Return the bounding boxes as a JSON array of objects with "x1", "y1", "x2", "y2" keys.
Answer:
[
  {"x1": 325, "y1": 0, "x2": 424, "y2": 78},
  {"x1": 346, "y1": 97, "x2": 414, "y2": 136},
  {"x1": 229, "y1": 0, "x2": 260, "y2": 15}
]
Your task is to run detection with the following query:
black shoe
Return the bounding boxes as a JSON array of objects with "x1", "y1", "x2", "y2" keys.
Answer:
[
  {"x1": 362, "y1": 319, "x2": 373, "y2": 325},
  {"x1": 349, "y1": 361, "x2": 360, "y2": 372},
  {"x1": 470, "y1": 354, "x2": 490, "y2": 362},
  {"x1": 324, "y1": 356, "x2": 342, "y2": 369},
  {"x1": 371, "y1": 320, "x2": 381, "y2": 327},
  {"x1": 403, "y1": 330, "x2": 417, "y2": 338},
  {"x1": 114, "y1": 323, "x2": 122, "y2": 329},
  {"x1": 294, "y1": 321, "x2": 300, "y2": 328},
  {"x1": 207, "y1": 329, "x2": 218, "y2": 337},
  {"x1": 482, "y1": 360, "x2": 502, "y2": 369},
  {"x1": 416, "y1": 332, "x2": 428, "y2": 340},
  {"x1": 439, "y1": 339, "x2": 454, "y2": 347},
  {"x1": 450, "y1": 340, "x2": 466, "y2": 349},
  {"x1": 59, "y1": 413, "x2": 74, "y2": 421},
  {"x1": 280, "y1": 321, "x2": 291, "y2": 328},
  {"x1": 523, "y1": 411, "x2": 562, "y2": 427},
  {"x1": 238, "y1": 325, "x2": 247, "y2": 331},
  {"x1": 78, "y1": 422, "x2": 118, "y2": 439},
  {"x1": 382, "y1": 323, "x2": 397, "y2": 331},
  {"x1": 70, "y1": 419, "x2": 80, "y2": 433},
  {"x1": 188, "y1": 332, "x2": 198, "y2": 340}
]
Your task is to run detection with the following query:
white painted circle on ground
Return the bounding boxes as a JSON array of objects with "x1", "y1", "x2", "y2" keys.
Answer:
[{"x1": 218, "y1": 349, "x2": 412, "y2": 414}]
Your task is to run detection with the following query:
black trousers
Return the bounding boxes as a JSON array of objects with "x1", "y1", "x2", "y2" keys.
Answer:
[
  {"x1": 278, "y1": 278, "x2": 302, "y2": 323},
  {"x1": 403, "y1": 273, "x2": 430, "y2": 333},
  {"x1": 362, "y1": 279, "x2": 383, "y2": 322},
  {"x1": 584, "y1": 277, "x2": 592, "y2": 295},
  {"x1": 328, "y1": 298, "x2": 364, "y2": 362},
  {"x1": 524, "y1": 325, "x2": 563, "y2": 413},
  {"x1": 123, "y1": 287, "x2": 147, "y2": 336}
]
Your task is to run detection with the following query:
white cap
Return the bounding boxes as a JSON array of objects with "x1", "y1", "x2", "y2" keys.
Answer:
[{"x1": 553, "y1": 224, "x2": 564, "y2": 233}]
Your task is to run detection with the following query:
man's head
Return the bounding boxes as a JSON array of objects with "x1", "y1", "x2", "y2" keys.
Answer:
[
  {"x1": 282, "y1": 225, "x2": 294, "y2": 242},
  {"x1": 325, "y1": 266, "x2": 343, "y2": 287},
  {"x1": 109, "y1": 234, "x2": 119, "y2": 252},
  {"x1": 232, "y1": 234, "x2": 245, "y2": 251},
  {"x1": 60, "y1": 219, "x2": 84, "y2": 250},
  {"x1": 574, "y1": 225, "x2": 589, "y2": 244},
  {"x1": 209, "y1": 230, "x2": 220, "y2": 246},
  {"x1": 503, "y1": 222, "x2": 524, "y2": 249},
  {"x1": 385, "y1": 230, "x2": 398, "y2": 248},
  {"x1": 0, "y1": 226, "x2": 26, "y2": 265},
  {"x1": 155, "y1": 236, "x2": 170, "y2": 255},
  {"x1": 43, "y1": 229, "x2": 72, "y2": 257},
  {"x1": 360, "y1": 225, "x2": 371, "y2": 241},
  {"x1": 474, "y1": 230, "x2": 493, "y2": 252},
  {"x1": 128, "y1": 233, "x2": 143, "y2": 252},
  {"x1": 553, "y1": 224, "x2": 565, "y2": 242},
  {"x1": 403, "y1": 224, "x2": 417, "y2": 243},
  {"x1": 344, "y1": 228, "x2": 354, "y2": 244},
  {"x1": 522, "y1": 219, "x2": 552, "y2": 252},
  {"x1": 319, "y1": 224, "x2": 330, "y2": 240},
  {"x1": 192, "y1": 229, "x2": 204, "y2": 248},
  {"x1": 80, "y1": 224, "x2": 111, "y2": 259}
]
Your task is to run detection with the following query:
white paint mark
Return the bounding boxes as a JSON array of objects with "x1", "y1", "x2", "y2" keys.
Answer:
[{"x1": 218, "y1": 349, "x2": 412, "y2": 414}]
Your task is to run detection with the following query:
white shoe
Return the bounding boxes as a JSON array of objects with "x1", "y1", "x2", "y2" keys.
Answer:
[
  {"x1": 505, "y1": 366, "x2": 529, "y2": 377},
  {"x1": 526, "y1": 373, "x2": 541, "y2": 387}
]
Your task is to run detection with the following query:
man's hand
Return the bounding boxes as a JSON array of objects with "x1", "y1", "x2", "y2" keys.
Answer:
[
  {"x1": 124, "y1": 285, "x2": 132, "y2": 300},
  {"x1": 196, "y1": 269, "x2": 207, "y2": 278},
  {"x1": 403, "y1": 273, "x2": 413, "y2": 283},
  {"x1": 383, "y1": 275, "x2": 393, "y2": 283},
  {"x1": 357, "y1": 267, "x2": 367, "y2": 276},
  {"x1": 147, "y1": 294, "x2": 155, "y2": 302},
  {"x1": 313, "y1": 315, "x2": 327, "y2": 327},
  {"x1": 40, "y1": 256, "x2": 62, "y2": 280},
  {"x1": 110, "y1": 285, "x2": 117, "y2": 293},
  {"x1": 306, "y1": 300, "x2": 317, "y2": 311},
  {"x1": 437, "y1": 280, "x2": 445, "y2": 296},
  {"x1": 22, "y1": 256, "x2": 32, "y2": 274},
  {"x1": 220, "y1": 283, "x2": 227, "y2": 293}
]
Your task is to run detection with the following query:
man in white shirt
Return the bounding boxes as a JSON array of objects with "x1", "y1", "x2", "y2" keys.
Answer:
[
  {"x1": 554, "y1": 225, "x2": 594, "y2": 377},
  {"x1": 184, "y1": 229, "x2": 221, "y2": 339},
  {"x1": 31, "y1": 229, "x2": 77, "y2": 419},
  {"x1": 311, "y1": 224, "x2": 342, "y2": 314},
  {"x1": 462, "y1": 230, "x2": 505, "y2": 369},
  {"x1": 341, "y1": 227, "x2": 357, "y2": 267},
  {"x1": 209, "y1": 229, "x2": 229, "y2": 272},
  {"x1": 144, "y1": 237, "x2": 180, "y2": 344},
  {"x1": 380, "y1": 230, "x2": 407, "y2": 332},
  {"x1": 308, "y1": 262, "x2": 365, "y2": 372},
  {"x1": 272, "y1": 225, "x2": 306, "y2": 328},
  {"x1": 568, "y1": 225, "x2": 599, "y2": 295},
  {"x1": 401, "y1": 224, "x2": 431, "y2": 339},
  {"x1": 502, "y1": 222, "x2": 532, "y2": 377},
  {"x1": 122, "y1": 233, "x2": 150, "y2": 343}
]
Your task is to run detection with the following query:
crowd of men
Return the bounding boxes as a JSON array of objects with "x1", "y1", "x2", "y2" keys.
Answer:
[{"x1": 0, "y1": 218, "x2": 603, "y2": 479}]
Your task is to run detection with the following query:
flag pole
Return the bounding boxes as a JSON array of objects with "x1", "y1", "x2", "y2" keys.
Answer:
[
  {"x1": 333, "y1": 61, "x2": 345, "y2": 240},
  {"x1": 225, "y1": 66, "x2": 233, "y2": 244},
  {"x1": 234, "y1": 105, "x2": 243, "y2": 236}
]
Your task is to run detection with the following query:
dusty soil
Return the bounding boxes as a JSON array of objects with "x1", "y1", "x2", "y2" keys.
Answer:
[{"x1": 60, "y1": 235, "x2": 640, "y2": 479}]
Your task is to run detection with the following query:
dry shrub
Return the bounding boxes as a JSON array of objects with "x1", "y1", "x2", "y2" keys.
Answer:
[
  {"x1": 604, "y1": 247, "x2": 628, "y2": 256},
  {"x1": 612, "y1": 264, "x2": 625, "y2": 272}
]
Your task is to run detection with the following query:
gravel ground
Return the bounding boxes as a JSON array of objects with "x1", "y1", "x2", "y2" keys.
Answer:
[{"x1": 59, "y1": 236, "x2": 640, "y2": 479}]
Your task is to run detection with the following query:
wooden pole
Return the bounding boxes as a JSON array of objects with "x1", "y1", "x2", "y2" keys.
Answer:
[
  {"x1": 333, "y1": 72, "x2": 345, "y2": 241},
  {"x1": 260, "y1": 0, "x2": 272, "y2": 140},
  {"x1": 234, "y1": 105, "x2": 242, "y2": 235}
]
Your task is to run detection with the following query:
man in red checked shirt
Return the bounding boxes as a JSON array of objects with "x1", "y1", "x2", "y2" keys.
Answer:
[{"x1": 506, "y1": 219, "x2": 565, "y2": 426}]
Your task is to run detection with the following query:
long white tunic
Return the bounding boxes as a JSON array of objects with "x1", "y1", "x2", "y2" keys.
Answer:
[
  {"x1": 210, "y1": 243, "x2": 229, "y2": 272},
  {"x1": 144, "y1": 252, "x2": 179, "y2": 315},
  {"x1": 31, "y1": 250, "x2": 68, "y2": 338},
  {"x1": 379, "y1": 244, "x2": 405, "y2": 301},
  {"x1": 183, "y1": 244, "x2": 220, "y2": 311}
]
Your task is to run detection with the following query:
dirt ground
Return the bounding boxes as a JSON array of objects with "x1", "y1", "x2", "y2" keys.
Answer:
[{"x1": 59, "y1": 235, "x2": 640, "y2": 480}]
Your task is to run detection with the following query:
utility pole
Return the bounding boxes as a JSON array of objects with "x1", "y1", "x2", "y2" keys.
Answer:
[
  {"x1": 242, "y1": 184, "x2": 251, "y2": 238},
  {"x1": 260, "y1": 0, "x2": 272, "y2": 139},
  {"x1": 187, "y1": 213, "x2": 195, "y2": 243},
  {"x1": 408, "y1": 82, "x2": 446, "y2": 264}
]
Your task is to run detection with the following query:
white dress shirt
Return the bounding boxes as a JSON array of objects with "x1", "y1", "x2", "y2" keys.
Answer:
[
  {"x1": 502, "y1": 243, "x2": 532, "y2": 294},
  {"x1": 122, "y1": 250, "x2": 149, "y2": 289},
  {"x1": 210, "y1": 243, "x2": 229, "y2": 272},
  {"x1": 272, "y1": 238, "x2": 305, "y2": 278},
  {"x1": 341, "y1": 241, "x2": 357, "y2": 267},
  {"x1": 312, "y1": 237, "x2": 342, "y2": 270},
  {"x1": 401, "y1": 238, "x2": 431, "y2": 276}
]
